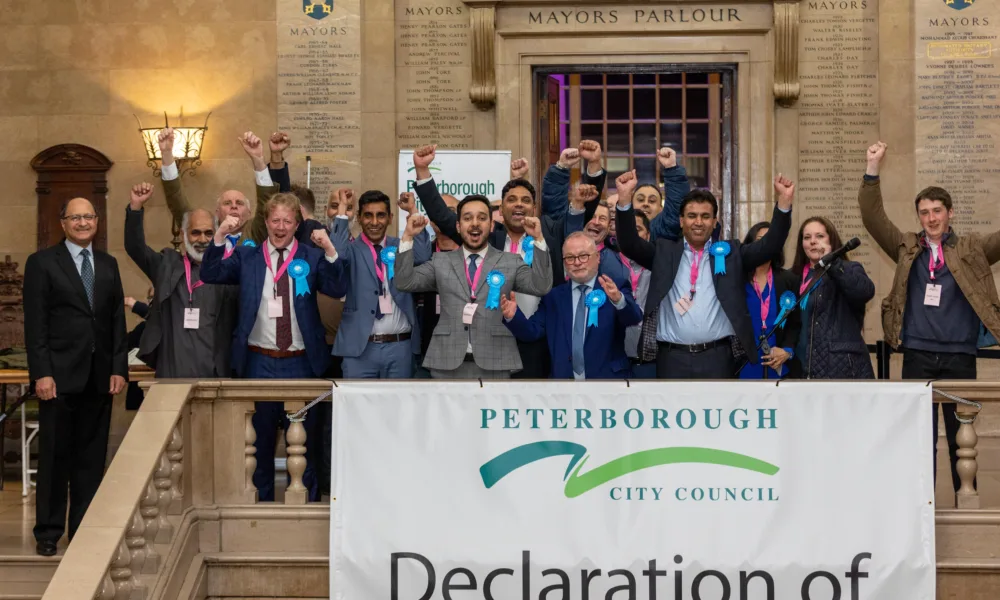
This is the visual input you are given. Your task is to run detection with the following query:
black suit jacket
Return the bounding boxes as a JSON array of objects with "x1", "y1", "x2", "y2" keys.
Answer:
[
  {"x1": 23, "y1": 241, "x2": 128, "y2": 394},
  {"x1": 616, "y1": 204, "x2": 792, "y2": 364}
]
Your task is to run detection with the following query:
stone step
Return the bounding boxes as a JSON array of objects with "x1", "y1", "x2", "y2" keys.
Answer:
[{"x1": 0, "y1": 555, "x2": 59, "y2": 600}]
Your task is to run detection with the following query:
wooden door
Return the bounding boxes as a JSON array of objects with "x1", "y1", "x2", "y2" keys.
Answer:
[{"x1": 31, "y1": 145, "x2": 113, "y2": 252}]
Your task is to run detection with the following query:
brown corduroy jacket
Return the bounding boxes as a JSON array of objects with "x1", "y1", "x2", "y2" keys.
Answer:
[{"x1": 858, "y1": 178, "x2": 1000, "y2": 348}]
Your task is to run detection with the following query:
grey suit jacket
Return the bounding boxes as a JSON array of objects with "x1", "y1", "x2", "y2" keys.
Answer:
[
  {"x1": 394, "y1": 242, "x2": 553, "y2": 372},
  {"x1": 124, "y1": 207, "x2": 238, "y2": 377}
]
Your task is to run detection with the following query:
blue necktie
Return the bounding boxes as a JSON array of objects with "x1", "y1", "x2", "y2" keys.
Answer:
[
  {"x1": 79, "y1": 249, "x2": 94, "y2": 309},
  {"x1": 374, "y1": 244, "x2": 384, "y2": 320},
  {"x1": 572, "y1": 284, "x2": 589, "y2": 377},
  {"x1": 467, "y1": 254, "x2": 479, "y2": 297},
  {"x1": 225, "y1": 234, "x2": 240, "y2": 248}
]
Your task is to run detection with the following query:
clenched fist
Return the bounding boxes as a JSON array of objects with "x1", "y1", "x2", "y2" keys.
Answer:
[
  {"x1": 130, "y1": 182, "x2": 153, "y2": 210},
  {"x1": 557, "y1": 147, "x2": 581, "y2": 170},
  {"x1": 615, "y1": 170, "x2": 638, "y2": 202},
  {"x1": 522, "y1": 216, "x2": 543, "y2": 240},
  {"x1": 570, "y1": 183, "x2": 599, "y2": 209},
  {"x1": 311, "y1": 228, "x2": 336, "y2": 256},
  {"x1": 215, "y1": 215, "x2": 242, "y2": 244},
  {"x1": 510, "y1": 157, "x2": 529, "y2": 179},
  {"x1": 403, "y1": 213, "x2": 429, "y2": 240},
  {"x1": 239, "y1": 131, "x2": 266, "y2": 170},
  {"x1": 866, "y1": 141, "x2": 887, "y2": 177},
  {"x1": 657, "y1": 147, "x2": 677, "y2": 169},
  {"x1": 398, "y1": 191, "x2": 417, "y2": 214},
  {"x1": 269, "y1": 131, "x2": 291, "y2": 154},
  {"x1": 579, "y1": 140, "x2": 602, "y2": 171},
  {"x1": 773, "y1": 174, "x2": 795, "y2": 210},
  {"x1": 158, "y1": 128, "x2": 175, "y2": 166}
]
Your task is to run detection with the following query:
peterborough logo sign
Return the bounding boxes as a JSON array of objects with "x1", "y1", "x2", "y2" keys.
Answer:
[
  {"x1": 479, "y1": 440, "x2": 779, "y2": 498},
  {"x1": 303, "y1": 0, "x2": 334, "y2": 20},
  {"x1": 944, "y1": 0, "x2": 975, "y2": 10}
]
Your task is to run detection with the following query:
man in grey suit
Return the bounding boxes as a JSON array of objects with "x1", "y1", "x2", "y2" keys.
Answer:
[
  {"x1": 329, "y1": 190, "x2": 432, "y2": 377},
  {"x1": 124, "y1": 182, "x2": 237, "y2": 377},
  {"x1": 395, "y1": 197, "x2": 553, "y2": 379}
]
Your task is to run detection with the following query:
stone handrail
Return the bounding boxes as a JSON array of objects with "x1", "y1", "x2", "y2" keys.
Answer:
[{"x1": 38, "y1": 379, "x2": 996, "y2": 599}]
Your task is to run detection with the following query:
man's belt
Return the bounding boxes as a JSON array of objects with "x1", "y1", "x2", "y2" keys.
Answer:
[
  {"x1": 368, "y1": 332, "x2": 412, "y2": 344},
  {"x1": 248, "y1": 345, "x2": 306, "y2": 359},
  {"x1": 658, "y1": 338, "x2": 730, "y2": 353}
]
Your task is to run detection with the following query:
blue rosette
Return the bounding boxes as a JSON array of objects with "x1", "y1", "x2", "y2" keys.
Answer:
[
  {"x1": 380, "y1": 246, "x2": 397, "y2": 280},
  {"x1": 485, "y1": 270, "x2": 505, "y2": 310},
  {"x1": 522, "y1": 235, "x2": 534, "y2": 265},
  {"x1": 287, "y1": 259, "x2": 311, "y2": 297},
  {"x1": 242, "y1": 239, "x2": 256, "y2": 248},
  {"x1": 776, "y1": 291, "x2": 797, "y2": 329},
  {"x1": 585, "y1": 289, "x2": 607, "y2": 327},
  {"x1": 710, "y1": 241, "x2": 730, "y2": 275}
]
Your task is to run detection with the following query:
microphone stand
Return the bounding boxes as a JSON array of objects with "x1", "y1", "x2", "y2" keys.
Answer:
[{"x1": 734, "y1": 263, "x2": 834, "y2": 378}]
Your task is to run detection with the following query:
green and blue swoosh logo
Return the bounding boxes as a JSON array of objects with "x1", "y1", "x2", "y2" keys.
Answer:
[{"x1": 480, "y1": 441, "x2": 779, "y2": 498}]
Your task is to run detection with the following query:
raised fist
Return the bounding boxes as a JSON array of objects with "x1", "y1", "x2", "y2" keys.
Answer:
[
  {"x1": 413, "y1": 145, "x2": 437, "y2": 169},
  {"x1": 570, "y1": 183, "x2": 599, "y2": 208},
  {"x1": 510, "y1": 157, "x2": 529, "y2": 179},
  {"x1": 522, "y1": 216, "x2": 542, "y2": 239},
  {"x1": 657, "y1": 147, "x2": 677, "y2": 169},
  {"x1": 311, "y1": 228, "x2": 335, "y2": 254},
  {"x1": 557, "y1": 147, "x2": 581, "y2": 170},
  {"x1": 579, "y1": 140, "x2": 602, "y2": 164},
  {"x1": 615, "y1": 170, "x2": 638, "y2": 201},
  {"x1": 866, "y1": 141, "x2": 887, "y2": 176},
  {"x1": 130, "y1": 182, "x2": 153, "y2": 210},
  {"x1": 216, "y1": 215, "x2": 242, "y2": 242},
  {"x1": 157, "y1": 127, "x2": 175, "y2": 155},
  {"x1": 404, "y1": 213, "x2": 429, "y2": 238},
  {"x1": 773, "y1": 174, "x2": 795, "y2": 210},
  {"x1": 398, "y1": 191, "x2": 416, "y2": 214},
  {"x1": 269, "y1": 131, "x2": 291, "y2": 154}
]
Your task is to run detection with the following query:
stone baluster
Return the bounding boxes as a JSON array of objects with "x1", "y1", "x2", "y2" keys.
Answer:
[
  {"x1": 94, "y1": 572, "x2": 115, "y2": 600},
  {"x1": 109, "y1": 539, "x2": 133, "y2": 600},
  {"x1": 154, "y1": 454, "x2": 173, "y2": 543},
  {"x1": 284, "y1": 415, "x2": 308, "y2": 505},
  {"x1": 139, "y1": 481, "x2": 160, "y2": 573},
  {"x1": 245, "y1": 411, "x2": 257, "y2": 501},
  {"x1": 126, "y1": 509, "x2": 147, "y2": 600},
  {"x1": 955, "y1": 405, "x2": 980, "y2": 509},
  {"x1": 167, "y1": 426, "x2": 183, "y2": 514}
]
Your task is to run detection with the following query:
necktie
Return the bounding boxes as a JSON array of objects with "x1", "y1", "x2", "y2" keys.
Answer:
[
  {"x1": 572, "y1": 284, "x2": 589, "y2": 376},
  {"x1": 275, "y1": 248, "x2": 292, "y2": 351},
  {"x1": 374, "y1": 244, "x2": 384, "y2": 320},
  {"x1": 226, "y1": 234, "x2": 240, "y2": 247},
  {"x1": 79, "y1": 249, "x2": 94, "y2": 309},
  {"x1": 468, "y1": 254, "x2": 479, "y2": 297}
]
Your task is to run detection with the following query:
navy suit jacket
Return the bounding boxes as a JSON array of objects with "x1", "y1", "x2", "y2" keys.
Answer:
[
  {"x1": 504, "y1": 269, "x2": 642, "y2": 379},
  {"x1": 200, "y1": 240, "x2": 347, "y2": 377},
  {"x1": 329, "y1": 218, "x2": 433, "y2": 357}
]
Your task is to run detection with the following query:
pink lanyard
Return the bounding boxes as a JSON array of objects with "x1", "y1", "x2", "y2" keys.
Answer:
[
  {"x1": 464, "y1": 253, "x2": 484, "y2": 300},
  {"x1": 689, "y1": 247, "x2": 705, "y2": 297},
  {"x1": 361, "y1": 234, "x2": 388, "y2": 284},
  {"x1": 262, "y1": 239, "x2": 298, "y2": 297},
  {"x1": 508, "y1": 234, "x2": 523, "y2": 254},
  {"x1": 751, "y1": 268, "x2": 773, "y2": 326},
  {"x1": 928, "y1": 244, "x2": 944, "y2": 280},
  {"x1": 183, "y1": 256, "x2": 203, "y2": 303},
  {"x1": 620, "y1": 253, "x2": 640, "y2": 291},
  {"x1": 799, "y1": 265, "x2": 812, "y2": 295}
]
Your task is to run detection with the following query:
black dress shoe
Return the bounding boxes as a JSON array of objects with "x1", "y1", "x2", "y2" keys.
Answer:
[{"x1": 35, "y1": 541, "x2": 57, "y2": 557}]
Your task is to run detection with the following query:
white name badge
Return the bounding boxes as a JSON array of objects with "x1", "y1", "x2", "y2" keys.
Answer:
[
  {"x1": 183, "y1": 308, "x2": 200, "y2": 329},
  {"x1": 462, "y1": 303, "x2": 477, "y2": 325},
  {"x1": 379, "y1": 293, "x2": 394, "y2": 315},
  {"x1": 924, "y1": 283, "x2": 942, "y2": 307},
  {"x1": 674, "y1": 295, "x2": 693, "y2": 316},
  {"x1": 268, "y1": 298, "x2": 284, "y2": 319}
]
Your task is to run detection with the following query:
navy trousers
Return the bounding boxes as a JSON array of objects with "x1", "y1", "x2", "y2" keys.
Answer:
[{"x1": 245, "y1": 352, "x2": 321, "y2": 502}]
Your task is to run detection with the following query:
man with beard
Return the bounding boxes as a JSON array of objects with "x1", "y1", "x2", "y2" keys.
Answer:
[
  {"x1": 124, "y1": 182, "x2": 238, "y2": 378},
  {"x1": 394, "y1": 199, "x2": 553, "y2": 379},
  {"x1": 614, "y1": 170, "x2": 794, "y2": 379},
  {"x1": 201, "y1": 193, "x2": 346, "y2": 501},
  {"x1": 411, "y1": 144, "x2": 597, "y2": 377},
  {"x1": 329, "y1": 189, "x2": 431, "y2": 378},
  {"x1": 501, "y1": 232, "x2": 642, "y2": 379},
  {"x1": 159, "y1": 128, "x2": 277, "y2": 250}
]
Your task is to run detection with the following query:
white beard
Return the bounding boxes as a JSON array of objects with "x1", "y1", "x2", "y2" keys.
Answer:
[{"x1": 184, "y1": 236, "x2": 205, "y2": 263}]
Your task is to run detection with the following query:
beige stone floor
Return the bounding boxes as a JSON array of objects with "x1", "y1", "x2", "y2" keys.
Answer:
[{"x1": 0, "y1": 479, "x2": 64, "y2": 557}]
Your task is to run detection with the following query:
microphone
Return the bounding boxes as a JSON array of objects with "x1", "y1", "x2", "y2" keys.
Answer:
[{"x1": 817, "y1": 237, "x2": 861, "y2": 268}]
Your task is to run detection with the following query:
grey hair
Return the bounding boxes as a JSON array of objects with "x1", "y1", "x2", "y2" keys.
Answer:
[
  {"x1": 181, "y1": 211, "x2": 220, "y2": 233},
  {"x1": 563, "y1": 231, "x2": 596, "y2": 252}
]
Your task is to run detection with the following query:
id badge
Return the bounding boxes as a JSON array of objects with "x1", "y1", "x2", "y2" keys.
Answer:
[
  {"x1": 674, "y1": 295, "x2": 693, "y2": 316},
  {"x1": 462, "y1": 303, "x2": 477, "y2": 325},
  {"x1": 268, "y1": 298, "x2": 284, "y2": 319},
  {"x1": 924, "y1": 283, "x2": 942, "y2": 307},
  {"x1": 183, "y1": 307, "x2": 200, "y2": 329},
  {"x1": 379, "y1": 293, "x2": 394, "y2": 315}
]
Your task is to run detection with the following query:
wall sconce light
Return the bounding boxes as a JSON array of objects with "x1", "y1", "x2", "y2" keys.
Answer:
[
  {"x1": 135, "y1": 112, "x2": 211, "y2": 251},
  {"x1": 135, "y1": 112, "x2": 211, "y2": 177}
]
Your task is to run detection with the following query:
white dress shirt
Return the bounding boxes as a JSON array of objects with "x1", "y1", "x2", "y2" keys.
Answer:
[
  {"x1": 64, "y1": 239, "x2": 94, "y2": 276},
  {"x1": 502, "y1": 232, "x2": 541, "y2": 319},
  {"x1": 248, "y1": 239, "x2": 305, "y2": 351}
]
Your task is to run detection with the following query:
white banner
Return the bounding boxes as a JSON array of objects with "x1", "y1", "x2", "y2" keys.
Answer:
[
  {"x1": 397, "y1": 150, "x2": 512, "y2": 237},
  {"x1": 330, "y1": 381, "x2": 935, "y2": 599}
]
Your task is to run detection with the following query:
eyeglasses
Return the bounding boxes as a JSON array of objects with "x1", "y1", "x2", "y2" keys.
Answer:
[
  {"x1": 61, "y1": 214, "x2": 97, "y2": 223},
  {"x1": 563, "y1": 253, "x2": 595, "y2": 265}
]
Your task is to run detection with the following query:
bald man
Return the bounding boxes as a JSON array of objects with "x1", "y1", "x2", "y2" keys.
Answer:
[
  {"x1": 24, "y1": 197, "x2": 127, "y2": 555},
  {"x1": 124, "y1": 182, "x2": 238, "y2": 378},
  {"x1": 158, "y1": 127, "x2": 277, "y2": 251}
]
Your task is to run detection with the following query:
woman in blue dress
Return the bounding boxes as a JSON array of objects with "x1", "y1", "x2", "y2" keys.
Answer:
[{"x1": 739, "y1": 221, "x2": 801, "y2": 379}]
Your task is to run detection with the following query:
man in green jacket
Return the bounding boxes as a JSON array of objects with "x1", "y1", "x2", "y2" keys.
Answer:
[{"x1": 859, "y1": 141, "x2": 1000, "y2": 492}]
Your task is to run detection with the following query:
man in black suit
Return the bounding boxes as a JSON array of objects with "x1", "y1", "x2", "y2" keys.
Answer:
[
  {"x1": 614, "y1": 170, "x2": 794, "y2": 379},
  {"x1": 23, "y1": 197, "x2": 128, "y2": 556}
]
